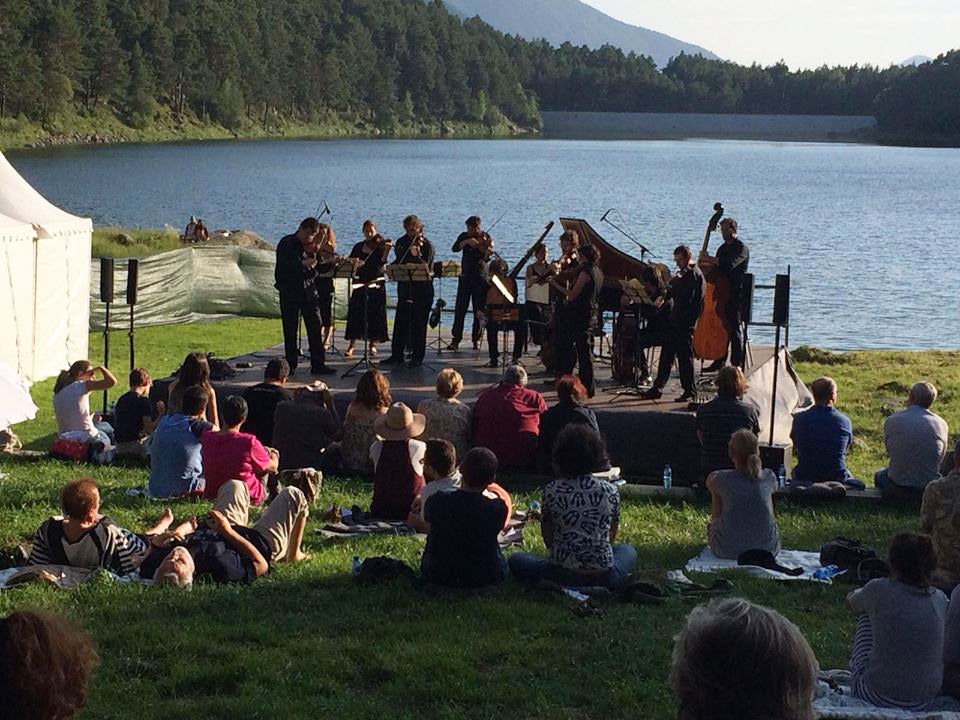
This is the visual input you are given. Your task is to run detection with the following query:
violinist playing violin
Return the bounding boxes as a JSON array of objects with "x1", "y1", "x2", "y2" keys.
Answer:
[
  {"x1": 313, "y1": 223, "x2": 339, "y2": 350},
  {"x1": 697, "y1": 217, "x2": 749, "y2": 371},
  {"x1": 344, "y1": 220, "x2": 390, "y2": 357},
  {"x1": 383, "y1": 215, "x2": 436, "y2": 368},
  {"x1": 642, "y1": 245, "x2": 705, "y2": 403},
  {"x1": 555, "y1": 243, "x2": 603, "y2": 398},
  {"x1": 447, "y1": 215, "x2": 491, "y2": 352}
]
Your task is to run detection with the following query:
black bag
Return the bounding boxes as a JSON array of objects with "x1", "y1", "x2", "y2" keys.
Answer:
[
  {"x1": 819, "y1": 536, "x2": 878, "y2": 572},
  {"x1": 356, "y1": 556, "x2": 415, "y2": 585}
]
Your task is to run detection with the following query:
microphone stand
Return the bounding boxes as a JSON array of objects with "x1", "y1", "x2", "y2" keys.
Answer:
[{"x1": 601, "y1": 209, "x2": 653, "y2": 261}]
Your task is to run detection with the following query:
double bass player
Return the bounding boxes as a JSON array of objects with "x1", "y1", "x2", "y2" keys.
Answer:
[{"x1": 698, "y1": 217, "x2": 749, "y2": 371}]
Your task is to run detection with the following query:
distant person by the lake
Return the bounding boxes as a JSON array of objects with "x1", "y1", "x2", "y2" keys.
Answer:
[
  {"x1": 0, "y1": 610, "x2": 98, "y2": 720},
  {"x1": 875, "y1": 381, "x2": 948, "y2": 502}
]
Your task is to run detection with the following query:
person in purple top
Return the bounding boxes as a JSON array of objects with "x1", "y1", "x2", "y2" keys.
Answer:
[{"x1": 790, "y1": 376, "x2": 865, "y2": 490}]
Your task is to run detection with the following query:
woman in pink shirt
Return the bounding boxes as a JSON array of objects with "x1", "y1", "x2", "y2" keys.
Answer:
[{"x1": 201, "y1": 396, "x2": 279, "y2": 505}]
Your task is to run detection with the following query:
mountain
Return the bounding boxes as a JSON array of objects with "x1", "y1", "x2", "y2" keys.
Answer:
[
  {"x1": 900, "y1": 55, "x2": 932, "y2": 67},
  {"x1": 442, "y1": 0, "x2": 718, "y2": 68}
]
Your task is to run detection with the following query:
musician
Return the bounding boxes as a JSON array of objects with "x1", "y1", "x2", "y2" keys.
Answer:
[
  {"x1": 485, "y1": 257, "x2": 527, "y2": 368},
  {"x1": 633, "y1": 267, "x2": 672, "y2": 384},
  {"x1": 524, "y1": 244, "x2": 551, "y2": 346},
  {"x1": 274, "y1": 217, "x2": 335, "y2": 376},
  {"x1": 699, "y1": 217, "x2": 749, "y2": 371},
  {"x1": 643, "y1": 245, "x2": 705, "y2": 402},
  {"x1": 447, "y1": 216, "x2": 490, "y2": 352},
  {"x1": 313, "y1": 223, "x2": 338, "y2": 350},
  {"x1": 382, "y1": 215, "x2": 435, "y2": 368},
  {"x1": 556, "y1": 244, "x2": 603, "y2": 397},
  {"x1": 344, "y1": 220, "x2": 390, "y2": 358}
]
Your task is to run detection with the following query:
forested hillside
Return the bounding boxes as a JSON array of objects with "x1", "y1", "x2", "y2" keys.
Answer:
[{"x1": 0, "y1": 0, "x2": 957, "y2": 145}]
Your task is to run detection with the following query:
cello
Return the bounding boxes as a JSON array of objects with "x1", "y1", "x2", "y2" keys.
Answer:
[{"x1": 692, "y1": 203, "x2": 729, "y2": 361}]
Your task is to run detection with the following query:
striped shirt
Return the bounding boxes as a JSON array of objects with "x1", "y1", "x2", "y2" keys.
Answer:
[
  {"x1": 28, "y1": 516, "x2": 148, "y2": 576},
  {"x1": 696, "y1": 397, "x2": 761, "y2": 476}
]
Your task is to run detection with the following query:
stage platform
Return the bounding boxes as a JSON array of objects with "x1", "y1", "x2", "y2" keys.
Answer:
[{"x1": 208, "y1": 330, "x2": 784, "y2": 485}]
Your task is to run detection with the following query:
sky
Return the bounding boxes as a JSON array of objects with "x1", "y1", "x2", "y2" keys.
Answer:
[{"x1": 581, "y1": 0, "x2": 960, "y2": 69}]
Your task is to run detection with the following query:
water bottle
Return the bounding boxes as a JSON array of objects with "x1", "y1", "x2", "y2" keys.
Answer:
[
  {"x1": 777, "y1": 464, "x2": 786, "y2": 490},
  {"x1": 351, "y1": 555, "x2": 362, "y2": 576},
  {"x1": 662, "y1": 464, "x2": 673, "y2": 490}
]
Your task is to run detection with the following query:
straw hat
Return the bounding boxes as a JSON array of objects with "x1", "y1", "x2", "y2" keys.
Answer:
[{"x1": 373, "y1": 402, "x2": 426, "y2": 441}]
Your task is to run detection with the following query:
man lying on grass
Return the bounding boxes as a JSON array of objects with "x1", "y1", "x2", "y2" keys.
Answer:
[{"x1": 140, "y1": 476, "x2": 317, "y2": 587}]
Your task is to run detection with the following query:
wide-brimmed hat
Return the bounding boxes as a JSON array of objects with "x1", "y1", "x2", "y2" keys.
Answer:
[{"x1": 373, "y1": 402, "x2": 426, "y2": 441}]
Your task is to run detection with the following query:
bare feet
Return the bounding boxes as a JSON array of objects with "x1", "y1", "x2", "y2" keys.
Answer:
[
  {"x1": 370, "y1": 344, "x2": 379, "y2": 355},
  {"x1": 344, "y1": 346, "x2": 355, "y2": 358}
]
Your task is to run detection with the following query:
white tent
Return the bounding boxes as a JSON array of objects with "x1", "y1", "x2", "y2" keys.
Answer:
[{"x1": 0, "y1": 151, "x2": 92, "y2": 384}]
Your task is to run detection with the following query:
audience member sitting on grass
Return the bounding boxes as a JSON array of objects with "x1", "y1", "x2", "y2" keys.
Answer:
[
  {"x1": 0, "y1": 611, "x2": 99, "y2": 720},
  {"x1": 695, "y1": 366, "x2": 760, "y2": 480},
  {"x1": 420, "y1": 447, "x2": 509, "y2": 590},
  {"x1": 416, "y1": 368, "x2": 472, "y2": 460},
  {"x1": 875, "y1": 381, "x2": 949, "y2": 501},
  {"x1": 537, "y1": 375, "x2": 599, "y2": 474},
  {"x1": 472, "y1": 364, "x2": 546, "y2": 473},
  {"x1": 140, "y1": 478, "x2": 313, "y2": 586},
  {"x1": 943, "y1": 584, "x2": 960, "y2": 699},
  {"x1": 340, "y1": 369, "x2": 390, "y2": 475},
  {"x1": 273, "y1": 381, "x2": 341, "y2": 472},
  {"x1": 790, "y1": 376, "x2": 864, "y2": 491},
  {"x1": 509, "y1": 425, "x2": 637, "y2": 589},
  {"x1": 113, "y1": 367, "x2": 163, "y2": 460},
  {"x1": 241, "y1": 358, "x2": 294, "y2": 446},
  {"x1": 147, "y1": 385, "x2": 213, "y2": 498},
  {"x1": 921, "y1": 439, "x2": 960, "y2": 593},
  {"x1": 847, "y1": 532, "x2": 946, "y2": 710},
  {"x1": 28, "y1": 477, "x2": 150, "y2": 575},
  {"x1": 201, "y1": 396, "x2": 279, "y2": 507},
  {"x1": 407, "y1": 439, "x2": 459, "y2": 533},
  {"x1": 670, "y1": 598, "x2": 818, "y2": 720},
  {"x1": 370, "y1": 403, "x2": 426, "y2": 521},
  {"x1": 706, "y1": 429, "x2": 780, "y2": 560},
  {"x1": 167, "y1": 352, "x2": 219, "y2": 427},
  {"x1": 52, "y1": 360, "x2": 117, "y2": 444}
]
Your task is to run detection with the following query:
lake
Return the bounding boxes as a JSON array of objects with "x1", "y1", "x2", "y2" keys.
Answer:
[{"x1": 8, "y1": 138, "x2": 960, "y2": 351}]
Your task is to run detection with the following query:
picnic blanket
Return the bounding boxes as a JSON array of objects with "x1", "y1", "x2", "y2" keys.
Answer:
[
  {"x1": 684, "y1": 547, "x2": 830, "y2": 583},
  {"x1": 814, "y1": 679, "x2": 960, "y2": 719},
  {"x1": 0, "y1": 565, "x2": 137, "y2": 589}
]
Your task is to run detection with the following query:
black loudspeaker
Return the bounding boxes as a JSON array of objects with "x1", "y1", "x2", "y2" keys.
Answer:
[
  {"x1": 740, "y1": 273, "x2": 755, "y2": 324},
  {"x1": 126, "y1": 258, "x2": 139, "y2": 305},
  {"x1": 760, "y1": 443, "x2": 793, "y2": 472},
  {"x1": 99, "y1": 257, "x2": 115, "y2": 303},
  {"x1": 773, "y1": 273, "x2": 790, "y2": 326}
]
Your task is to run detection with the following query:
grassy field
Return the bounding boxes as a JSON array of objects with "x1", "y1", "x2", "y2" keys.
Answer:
[{"x1": 0, "y1": 319, "x2": 946, "y2": 719}]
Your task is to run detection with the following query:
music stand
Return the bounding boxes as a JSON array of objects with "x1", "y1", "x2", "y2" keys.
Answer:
[
  {"x1": 487, "y1": 274, "x2": 520, "y2": 372},
  {"x1": 428, "y1": 260, "x2": 461, "y2": 355},
  {"x1": 342, "y1": 274, "x2": 386, "y2": 379},
  {"x1": 386, "y1": 263, "x2": 436, "y2": 371},
  {"x1": 610, "y1": 280, "x2": 654, "y2": 396},
  {"x1": 324, "y1": 258, "x2": 361, "y2": 356}
]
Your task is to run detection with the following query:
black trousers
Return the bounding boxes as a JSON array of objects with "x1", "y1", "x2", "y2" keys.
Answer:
[
  {"x1": 391, "y1": 282, "x2": 434, "y2": 362},
  {"x1": 525, "y1": 301, "x2": 548, "y2": 345},
  {"x1": 556, "y1": 313, "x2": 595, "y2": 393},
  {"x1": 636, "y1": 328, "x2": 667, "y2": 377},
  {"x1": 724, "y1": 303, "x2": 745, "y2": 369},
  {"x1": 488, "y1": 308, "x2": 528, "y2": 362},
  {"x1": 655, "y1": 326, "x2": 695, "y2": 393},
  {"x1": 451, "y1": 274, "x2": 487, "y2": 344},
  {"x1": 280, "y1": 294, "x2": 326, "y2": 372}
]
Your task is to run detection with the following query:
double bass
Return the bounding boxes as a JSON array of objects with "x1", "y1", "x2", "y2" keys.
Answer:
[{"x1": 692, "y1": 203, "x2": 729, "y2": 360}]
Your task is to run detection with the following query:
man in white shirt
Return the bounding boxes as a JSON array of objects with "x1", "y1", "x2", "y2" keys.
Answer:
[{"x1": 875, "y1": 381, "x2": 949, "y2": 498}]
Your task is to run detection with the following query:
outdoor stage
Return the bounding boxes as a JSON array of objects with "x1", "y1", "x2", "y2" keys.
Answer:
[{"x1": 208, "y1": 328, "x2": 799, "y2": 485}]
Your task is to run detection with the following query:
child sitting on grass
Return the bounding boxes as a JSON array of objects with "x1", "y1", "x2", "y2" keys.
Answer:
[
  {"x1": 114, "y1": 367, "x2": 163, "y2": 460},
  {"x1": 847, "y1": 532, "x2": 947, "y2": 710},
  {"x1": 420, "y1": 447, "x2": 509, "y2": 590}
]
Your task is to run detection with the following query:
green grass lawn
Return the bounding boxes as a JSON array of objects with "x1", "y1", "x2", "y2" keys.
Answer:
[{"x1": 0, "y1": 320, "x2": 947, "y2": 719}]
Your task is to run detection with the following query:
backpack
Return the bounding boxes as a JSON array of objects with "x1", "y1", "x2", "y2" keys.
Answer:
[
  {"x1": 50, "y1": 437, "x2": 91, "y2": 462},
  {"x1": 819, "y1": 536, "x2": 878, "y2": 573},
  {"x1": 356, "y1": 556, "x2": 415, "y2": 585}
]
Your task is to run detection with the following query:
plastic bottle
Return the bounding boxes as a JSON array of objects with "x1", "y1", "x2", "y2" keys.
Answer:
[
  {"x1": 662, "y1": 464, "x2": 672, "y2": 490},
  {"x1": 777, "y1": 464, "x2": 786, "y2": 490},
  {"x1": 351, "y1": 555, "x2": 362, "y2": 576}
]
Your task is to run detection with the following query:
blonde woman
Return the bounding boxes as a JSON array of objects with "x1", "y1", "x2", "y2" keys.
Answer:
[
  {"x1": 706, "y1": 429, "x2": 780, "y2": 559},
  {"x1": 416, "y1": 368, "x2": 472, "y2": 460},
  {"x1": 314, "y1": 223, "x2": 338, "y2": 349}
]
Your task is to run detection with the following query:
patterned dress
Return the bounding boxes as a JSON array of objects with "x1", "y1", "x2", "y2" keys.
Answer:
[
  {"x1": 542, "y1": 475, "x2": 619, "y2": 571},
  {"x1": 416, "y1": 398, "x2": 472, "y2": 460}
]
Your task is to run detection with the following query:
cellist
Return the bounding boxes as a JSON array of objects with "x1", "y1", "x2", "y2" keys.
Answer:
[
  {"x1": 642, "y1": 245, "x2": 705, "y2": 403},
  {"x1": 698, "y1": 217, "x2": 750, "y2": 371}
]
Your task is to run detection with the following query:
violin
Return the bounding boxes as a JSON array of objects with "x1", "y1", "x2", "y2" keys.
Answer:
[{"x1": 477, "y1": 231, "x2": 495, "y2": 260}]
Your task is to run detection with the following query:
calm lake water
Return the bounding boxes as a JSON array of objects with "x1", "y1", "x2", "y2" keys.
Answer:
[{"x1": 8, "y1": 138, "x2": 960, "y2": 351}]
